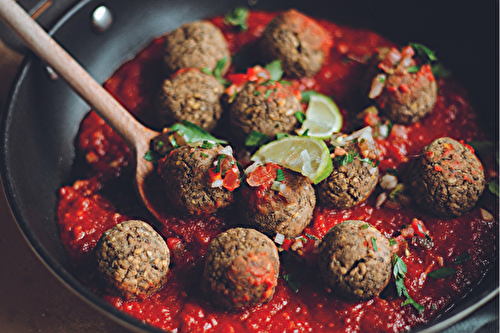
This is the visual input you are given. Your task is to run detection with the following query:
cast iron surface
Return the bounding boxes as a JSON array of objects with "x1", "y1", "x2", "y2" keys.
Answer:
[{"x1": 1, "y1": 0, "x2": 498, "y2": 332}]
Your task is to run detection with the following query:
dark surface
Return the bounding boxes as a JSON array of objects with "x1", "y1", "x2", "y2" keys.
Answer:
[{"x1": 0, "y1": 0, "x2": 497, "y2": 332}]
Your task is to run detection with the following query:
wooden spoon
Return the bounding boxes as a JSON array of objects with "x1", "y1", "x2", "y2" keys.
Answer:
[{"x1": 0, "y1": 0, "x2": 167, "y2": 221}]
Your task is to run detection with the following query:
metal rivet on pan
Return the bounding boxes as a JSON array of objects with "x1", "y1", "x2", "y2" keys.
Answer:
[{"x1": 91, "y1": 5, "x2": 113, "y2": 34}]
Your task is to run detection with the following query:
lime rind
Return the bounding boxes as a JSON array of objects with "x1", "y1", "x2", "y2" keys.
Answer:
[
  {"x1": 297, "y1": 93, "x2": 342, "y2": 139},
  {"x1": 251, "y1": 136, "x2": 333, "y2": 184}
]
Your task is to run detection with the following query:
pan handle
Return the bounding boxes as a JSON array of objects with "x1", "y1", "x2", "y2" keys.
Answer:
[{"x1": 0, "y1": 0, "x2": 78, "y2": 52}]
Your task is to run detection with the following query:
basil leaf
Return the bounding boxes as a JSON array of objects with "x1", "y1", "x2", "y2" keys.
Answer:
[
  {"x1": 224, "y1": 7, "x2": 249, "y2": 31},
  {"x1": 427, "y1": 267, "x2": 457, "y2": 279},
  {"x1": 410, "y1": 42, "x2": 437, "y2": 62},
  {"x1": 489, "y1": 181, "x2": 499, "y2": 197},
  {"x1": 294, "y1": 111, "x2": 306, "y2": 124},
  {"x1": 454, "y1": 252, "x2": 471, "y2": 265},
  {"x1": 265, "y1": 59, "x2": 284, "y2": 81},
  {"x1": 170, "y1": 121, "x2": 227, "y2": 144},
  {"x1": 245, "y1": 131, "x2": 269, "y2": 147}
]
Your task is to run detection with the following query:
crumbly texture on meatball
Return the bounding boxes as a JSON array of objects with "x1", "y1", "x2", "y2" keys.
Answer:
[
  {"x1": 158, "y1": 144, "x2": 238, "y2": 215},
  {"x1": 229, "y1": 81, "x2": 300, "y2": 142},
  {"x1": 163, "y1": 21, "x2": 230, "y2": 75},
  {"x1": 377, "y1": 68, "x2": 437, "y2": 124},
  {"x1": 95, "y1": 220, "x2": 170, "y2": 300},
  {"x1": 317, "y1": 143, "x2": 379, "y2": 209},
  {"x1": 202, "y1": 228, "x2": 279, "y2": 311},
  {"x1": 318, "y1": 220, "x2": 392, "y2": 300},
  {"x1": 239, "y1": 169, "x2": 316, "y2": 238},
  {"x1": 157, "y1": 69, "x2": 223, "y2": 130},
  {"x1": 259, "y1": 9, "x2": 331, "y2": 78},
  {"x1": 409, "y1": 137, "x2": 485, "y2": 217}
]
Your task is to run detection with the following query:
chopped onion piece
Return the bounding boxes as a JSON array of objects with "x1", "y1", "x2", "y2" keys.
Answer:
[
  {"x1": 368, "y1": 167, "x2": 378, "y2": 174},
  {"x1": 380, "y1": 174, "x2": 398, "y2": 190},
  {"x1": 279, "y1": 183, "x2": 287, "y2": 193},
  {"x1": 271, "y1": 181, "x2": 281, "y2": 191},
  {"x1": 376, "y1": 192, "x2": 387, "y2": 208},
  {"x1": 211, "y1": 179, "x2": 224, "y2": 188},
  {"x1": 244, "y1": 161, "x2": 261, "y2": 175},
  {"x1": 274, "y1": 233, "x2": 285, "y2": 245},
  {"x1": 219, "y1": 145, "x2": 233, "y2": 156},
  {"x1": 480, "y1": 208, "x2": 494, "y2": 221},
  {"x1": 378, "y1": 123, "x2": 389, "y2": 138},
  {"x1": 331, "y1": 126, "x2": 373, "y2": 146},
  {"x1": 369, "y1": 74, "x2": 386, "y2": 99}
]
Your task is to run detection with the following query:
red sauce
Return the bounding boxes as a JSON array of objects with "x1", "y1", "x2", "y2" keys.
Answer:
[{"x1": 56, "y1": 11, "x2": 498, "y2": 332}]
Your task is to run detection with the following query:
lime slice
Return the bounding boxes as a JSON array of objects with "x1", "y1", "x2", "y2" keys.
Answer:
[
  {"x1": 297, "y1": 93, "x2": 342, "y2": 139},
  {"x1": 251, "y1": 136, "x2": 333, "y2": 184}
]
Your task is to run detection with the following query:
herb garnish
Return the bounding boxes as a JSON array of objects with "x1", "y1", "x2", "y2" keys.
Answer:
[
  {"x1": 389, "y1": 238, "x2": 397, "y2": 246},
  {"x1": 200, "y1": 153, "x2": 209, "y2": 158},
  {"x1": 223, "y1": 7, "x2": 249, "y2": 31},
  {"x1": 489, "y1": 181, "x2": 499, "y2": 197},
  {"x1": 264, "y1": 89, "x2": 273, "y2": 99},
  {"x1": 454, "y1": 252, "x2": 471, "y2": 265},
  {"x1": 300, "y1": 90, "x2": 320, "y2": 104},
  {"x1": 294, "y1": 111, "x2": 306, "y2": 124},
  {"x1": 265, "y1": 59, "x2": 284, "y2": 81},
  {"x1": 276, "y1": 133, "x2": 289, "y2": 140},
  {"x1": 362, "y1": 224, "x2": 369, "y2": 229},
  {"x1": 200, "y1": 140, "x2": 215, "y2": 150},
  {"x1": 393, "y1": 254, "x2": 425, "y2": 313},
  {"x1": 202, "y1": 57, "x2": 229, "y2": 85},
  {"x1": 245, "y1": 130, "x2": 269, "y2": 147},
  {"x1": 427, "y1": 267, "x2": 457, "y2": 279},
  {"x1": 170, "y1": 120, "x2": 227, "y2": 144},
  {"x1": 300, "y1": 129, "x2": 309, "y2": 137},
  {"x1": 281, "y1": 271, "x2": 306, "y2": 292},
  {"x1": 410, "y1": 43, "x2": 437, "y2": 62},
  {"x1": 371, "y1": 237, "x2": 378, "y2": 251},
  {"x1": 276, "y1": 168, "x2": 285, "y2": 182},
  {"x1": 143, "y1": 150, "x2": 155, "y2": 162}
]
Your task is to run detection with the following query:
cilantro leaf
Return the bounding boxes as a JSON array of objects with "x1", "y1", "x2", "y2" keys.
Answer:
[
  {"x1": 276, "y1": 132, "x2": 289, "y2": 140},
  {"x1": 427, "y1": 267, "x2": 457, "y2": 279},
  {"x1": 431, "y1": 63, "x2": 451, "y2": 78},
  {"x1": 245, "y1": 131, "x2": 269, "y2": 147},
  {"x1": 489, "y1": 181, "x2": 499, "y2": 197},
  {"x1": 224, "y1": 7, "x2": 249, "y2": 31},
  {"x1": 454, "y1": 252, "x2": 471, "y2": 265},
  {"x1": 371, "y1": 237, "x2": 378, "y2": 251},
  {"x1": 170, "y1": 121, "x2": 227, "y2": 144},
  {"x1": 407, "y1": 65, "x2": 420, "y2": 73},
  {"x1": 300, "y1": 90, "x2": 321, "y2": 103},
  {"x1": 265, "y1": 59, "x2": 284, "y2": 81},
  {"x1": 393, "y1": 254, "x2": 407, "y2": 279},
  {"x1": 334, "y1": 151, "x2": 358, "y2": 166},
  {"x1": 143, "y1": 150, "x2": 155, "y2": 162},
  {"x1": 294, "y1": 111, "x2": 306, "y2": 124},
  {"x1": 276, "y1": 168, "x2": 285, "y2": 182},
  {"x1": 402, "y1": 296, "x2": 425, "y2": 313},
  {"x1": 393, "y1": 254, "x2": 424, "y2": 313},
  {"x1": 213, "y1": 57, "x2": 229, "y2": 86},
  {"x1": 410, "y1": 42, "x2": 437, "y2": 62}
]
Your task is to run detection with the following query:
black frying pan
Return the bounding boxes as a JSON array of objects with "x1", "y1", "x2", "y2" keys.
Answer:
[{"x1": 0, "y1": 0, "x2": 498, "y2": 332}]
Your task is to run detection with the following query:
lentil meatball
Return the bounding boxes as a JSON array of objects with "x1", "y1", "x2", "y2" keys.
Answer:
[
  {"x1": 368, "y1": 46, "x2": 438, "y2": 124},
  {"x1": 202, "y1": 228, "x2": 279, "y2": 311},
  {"x1": 317, "y1": 142, "x2": 379, "y2": 209},
  {"x1": 163, "y1": 21, "x2": 230, "y2": 75},
  {"x1": 239, "y1": 164, "x2": 316, "y2": 238},
  {"x1": 408, "y1": 137, "x2": 486, "y2": 217},
  {"x1": 158, "y1": 143, "x2": 240, "y2": 215},
  {"x1": 318, "y1": 220, "x2": 392, "y2": 300},
  {"x1": 95, "y1": 220, "x2": 170, "y2": 300},
  {"x1": 259, "y1": 9, "x2": 332, "y2": 78},
  {"x1": 229, "y1": 81, "x2": 300, "y2": 142},
  {"x1": 157, "y1": 69, "x2": 223, "y2": 130}
]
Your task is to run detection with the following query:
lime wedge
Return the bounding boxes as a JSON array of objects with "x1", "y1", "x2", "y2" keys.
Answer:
[
  {"x1": 297, "y1": 93, "x2": 342, "y2": 139},
  {"x1": 251, "y1": 136, "x2": 333, "y2": 184}
]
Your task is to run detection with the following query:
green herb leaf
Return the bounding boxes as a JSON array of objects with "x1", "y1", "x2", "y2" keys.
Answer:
[
  {"x1": 280, "y1": 271, "x2": 306, "y2": 292},
  {"x1": 393, "y1": 254, "x2": 424, "y2": 313},
  {"x1": 276, "y1": 168, "x2": 285, "y2": 182},
  {"x1": 410, "y1": 42, "x2": 437, "y2": 62},
  {"x1": 431, "y1": 63, "x2": 451, "y2": 78},
  {"x1": 294, "y1": 111, "x2": 306, "y2": 124},
  {"x1": 362, "y1": 224, "x2": 369, "y2": 229},
  {"x1": 200, "y1": 153, "x2": 209, "y2": 158},
  {"x1": 334, "y1": 151, "x2": 358, "y2": 166},
  {"x1": 358, "y1": 156, "x2": 380, "y2": 168},
  {"x1": 393, "y1": 254, "x2": 407, "y2": 279},
  {"x1": 279, "y1": 80, "x2": 292, "y2": 85},
  {"x1": 276, "y1": 132, "x2": 289, "y2": 140},
  {"x1": 253, "y1": 90, "x2": 261, "y2": 96},
  {"x1": 402, "y1": 296, "x2": 425, "y2": 313},
  {"x1": 213, "y1": 56, "x2": 229, "y2": 86},
  {"x1": 300, "y1": 129, "x2": 309, "y2": 137},
  {"x1": 143, "y1": 150, "x2": 155, "y2": 162},
  {"x1": 245, "y1": 131, "x2": 269, "y2": 147},
  {"x1": 428, "y1": 267, "x2": 457, "y2": 279},
  {"x1": 170, "y1": 120, "x2": 227, "y2": 144},
  {"x1": 407, "y1": 65, "x2": 420, "y2": 73},
  {"x1": 454, "y1": 252, "x2": 471, "y2": 265},
  {"x1": 300, "y1": 90, "x2": 321, "y2": 103},
  {"x1": 224, "y1": 6, "x2": 249, "y2": 31},
  {"x1": 200, "y1": 140, "x2": 215, "y2": 150},
  {"x1": 371, "y1": 237, "x2": 378, "y2": 251},
  {"x1": 264, "y1": 89, "x2": 273, "y2": 99},
  {"x1": 265, "y1": 59, "x2": 284, "y2": 81},
  {"x1": 488, "y1": 181, "x2": 499, "y2": 197},
  {"x1": 201, "y1": 67, "x2": 212, "y2": 75},
  {"x1": 389, "y1": 238, "x2": 397, "y2": 246}
]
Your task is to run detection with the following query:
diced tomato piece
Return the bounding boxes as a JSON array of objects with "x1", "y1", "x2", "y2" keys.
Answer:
[{"x1": 223, "y1": 169, "x2": 241, "y2": 191}]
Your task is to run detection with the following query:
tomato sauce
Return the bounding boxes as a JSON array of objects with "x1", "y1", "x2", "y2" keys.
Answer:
[{"x1": 56, "y1": 11, "x2": 498, "y2": 333}]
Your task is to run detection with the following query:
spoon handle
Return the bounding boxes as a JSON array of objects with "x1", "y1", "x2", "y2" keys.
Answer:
[{"x1": 0, "y1": 0, "x2": 146, "y2": 151}]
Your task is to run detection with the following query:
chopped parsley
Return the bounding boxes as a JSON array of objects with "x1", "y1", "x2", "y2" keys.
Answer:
[
  {"x1": 406, "y1": 65, "x2": 420, "y2": 73},
  {"x1": 156, "y1": 141, "x2": 165, "y2": 149},
  {"x1": 410, "y1": 43, "x2": 437, "y2": 62},
  {"x1": 389, "y1": 238, "x2": 397, "y2": 246},
  {"x1": 300, "y1": 90, "x2": 321, "y2": 103},
  {"x1": 253, "y1": 90, "x2": 261, "y2": 96},
  {"x1": 334, "y1": 150, "x2": 357, "y2": 166},
  {"x1": 294, "y1": 111, "x2": 306, "y2": 124},
  {"x1": 362, "y1": 224, "x2": 369, "y2": 229},
  {"x1": 393, "y1": 254, "x2": 425, "y2": 313},
  {"x1": 143, "y1": 150, "x2": 155, "y2": 162},
  {"x1": 223, "y1": 7, "x2": 249, "y2": 31},
  {"x1": 454, "y1": 252, "x2": 471, "y2": 265},
  {"x1": 358, "y1": 156, "x2": 380, "y2": 168},
  {"x1": 202, "y1": 57, "x2": 229, "y2": 85},
  {"x1": 265, "y1": 59, "x2": 284, "y2": 81},
  {"x1": 264, "y1": 89, "x2": 273, "y2": 99},
  {"x1": 371, "y1": 237, "x2": 378, "y2": 251},
  {"x1": 489, "y1": 181, "x2": 499, "y2": 197},
  {"x1": 427, "y1": 267, "x2": 457, "y2": 279},
  {"x1": 276, "y1": 132, "x2": 289, "y2": 140},
  {"x1": 276, "y1": 168, "x2": 285, "y2": 182},
  {"x1": 200, "y1": 152, "x2": 210, "y2": 158},
  {"x1": 200, "y1": 140, "x2": 215, "y2": 149},
  {"x1": 281, "y1": 271, "x2": 306, "y2": 292},
  {"x1": 300, "y1": 129, "x2": 309, "y2": 137},
  {"x1": 245, "y1": 130, "x2": 269, "y2": 147}
]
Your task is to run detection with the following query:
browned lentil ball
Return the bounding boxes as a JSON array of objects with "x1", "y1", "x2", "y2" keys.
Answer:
[
  {"x1": 95, "y1": 220, "x2": 170, "y2": 300},
  {"x1": 163, "y1": 21, "x2": 230, "y2": 75},
  {"x1": 409, "y1": 137, "x2": 486, "y2": 217},
  {"x1": 157, "y1": 69, "x2": 223, "y2": 131},
  {"x1": 318, "y1": 220, "x2": 392, "y2": 300},
  {"x1": 201, "y1": 228, "x2": 279, "y2": 311}
]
